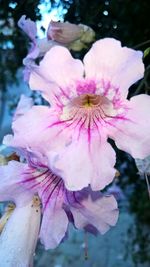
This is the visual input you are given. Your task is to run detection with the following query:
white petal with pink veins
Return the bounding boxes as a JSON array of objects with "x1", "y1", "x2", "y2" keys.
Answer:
[
  {"x1": 0, "y1": 161, "x2": 32, "y2": 206},
  {"x1": 40, "y1": 204, "x2": 68, "y2": 249},
  {"x1": 29, "y1": 46, "x2": 84, "y2": 105},
  {"x1": 4, "y1": 105, "x2": 72, "y2": 156},
  {"x1": 48, "y1": 135, "x2": 116, "y2": 191},
  {"x1": 39, "y1": 186, "x2": 68, "y2": 249},
  {"x1": 84, "y1": 38, "x2": 144, "y2": 98}
]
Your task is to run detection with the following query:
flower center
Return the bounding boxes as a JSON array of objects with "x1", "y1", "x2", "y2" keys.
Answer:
[
  {"x1": 60, "y1": 93, "x2": 117, "y2": 126},
  {"x1": 74, "y1": 94, "x2": 103, "y2": 108}
]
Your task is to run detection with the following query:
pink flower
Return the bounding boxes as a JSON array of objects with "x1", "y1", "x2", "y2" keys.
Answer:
[
  {"x1": 5, "y1": 38, "x2": 150, "y2": 191},
  {"x1": 13, "y1": 94, "x2": 33, "y2": 121},
  {"x1": 0, "y1": 153, "x2": 118, "y2": 250},
  {"x1": 47, "y1": 20, "x2": 84, "y2": 44},
  {"x1": 47, "y1": 21, "x2": 95, "y2": 46}
]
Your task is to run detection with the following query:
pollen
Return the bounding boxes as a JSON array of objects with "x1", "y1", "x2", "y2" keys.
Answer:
[
  {"x1": 32, "y1": 195, "x2": 41, "y2": 208},
  {"x1": 82, "y1": 95, "x2": 95, "y2": 108}
]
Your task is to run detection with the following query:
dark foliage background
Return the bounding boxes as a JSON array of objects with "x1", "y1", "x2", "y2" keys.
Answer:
[{"x1": 0, "y1": 0, "x2": 150, "y2": 265}]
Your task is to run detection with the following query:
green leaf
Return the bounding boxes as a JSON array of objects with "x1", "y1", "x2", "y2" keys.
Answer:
[{"x1": 144, "y1": 47, "x2": 150, "y2": 58}]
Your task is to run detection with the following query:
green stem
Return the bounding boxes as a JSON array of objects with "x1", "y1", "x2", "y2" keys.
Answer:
[{"x1": 133, "y1": 40, "x2": 150, "y2": 49}]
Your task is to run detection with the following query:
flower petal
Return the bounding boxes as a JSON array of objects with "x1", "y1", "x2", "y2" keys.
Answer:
[
  {"x1": 109, "y1": 94, "x2": 150, "y2": 159},
  {"x1": 29, "y1": 72, "x2": 63, "y2": 106},
  {"x1": 0, "y1": 161, "x2": 32, "y2": 206},
  {"x1": 18, "y1": 15, "x2": 37, "y2": 42},
  {"x1": 40, "y1": 189, "x2": 68, "y2": 249},
  {"x1": 84, "y1": 38, "x2": 144, "y2": 98},
  {"x1": 29, "y1": 46, "x2": 84, "y2": 104},
  {"x1": 13, "y1": 94, "x2": 33, "y2": 121},
  {"x1": 4, "y1": 106, "x2": 72, "y2": 156},
  {"x1": 48, "y1": 136, "x2": 116, "y2": 191},
  {"x1": 71, "y1": 193, "x2": 119, "y2": 234},
  {"x1": 0, "y1": 198, "x2": 41, "y2": 267}
]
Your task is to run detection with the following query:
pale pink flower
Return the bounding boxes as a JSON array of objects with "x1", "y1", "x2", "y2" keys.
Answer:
[
  {"x1": 0, "y1": 153, "x2": 118, "y2": 250},
  {"x1": 13, "y1": 94, "x2": 33, "y2": 121},
  {"x1": 0, "y1": 197, "x2": 41, "y2": 267},
  {"x1": 47, "y1": 21, "x2": 95, "y2": 47},
  {"x1": 47, "y1": 20, "x2": 84, "y2": 44},
  {"x1": 5, "y1": 38, "x2": 150, "y2": 191}
]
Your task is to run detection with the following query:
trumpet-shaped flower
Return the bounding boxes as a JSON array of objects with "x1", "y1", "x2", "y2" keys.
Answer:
[
  {"x1": 0, "y1": 197, "x2": 41, "y2": 267},
  {"x1": 5, "y1": 38, "x2": 150, "y2": 191},
  {"x1": 0, "y1": 154, "x2": 118, "y2": 250}
]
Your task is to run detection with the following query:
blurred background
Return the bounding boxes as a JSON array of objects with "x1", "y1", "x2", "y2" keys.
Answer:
[{"x1": 0, "y1": 0, "x2": 150, "y2": 266}]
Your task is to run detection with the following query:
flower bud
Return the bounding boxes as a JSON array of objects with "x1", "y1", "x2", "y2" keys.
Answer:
[
  {"x1": 68, "y1": 39, "x2": 87, "y2": 52},
  {"x1": 47, "y1": 21, "x2": 84, "y2": 44},
  {"x1": 47, "y1": 21, "x2": 95, "y2": 47},
  {"x1": 79, "y1": 24, "x2": 95, "y2": 43}
]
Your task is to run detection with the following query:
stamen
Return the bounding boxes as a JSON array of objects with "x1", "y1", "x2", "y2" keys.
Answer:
[{"x1": 32, "y1": 195, "x2": 41, "y2": 208}]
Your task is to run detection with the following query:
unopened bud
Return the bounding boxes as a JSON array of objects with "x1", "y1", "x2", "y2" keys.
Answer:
[
  {"x1": 79, "y1": 24, "x2": 95, "y2": 43},
  {"x1": 47, "y1": 21, "x2": 95, "y2": 48},
  {"x1": 47, "y1": 21, "x2": 84, "y2": 44},
  {"x1": 68, "y1": 39, "x2": 87, "y2": 52}
]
